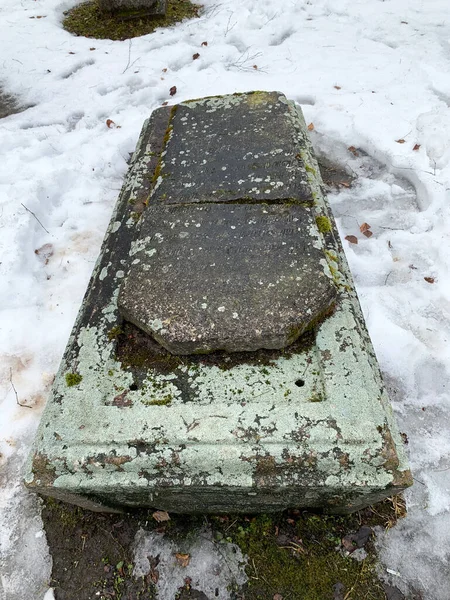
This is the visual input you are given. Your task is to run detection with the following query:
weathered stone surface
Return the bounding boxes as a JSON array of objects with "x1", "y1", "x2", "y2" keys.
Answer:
[
  {"x1": 24, "y1": 93, "x2": 412, "y2": 514},
  {"x1": 151, "y1": 92, "x2": 314, "y2": 204},
  {"x1": 98, "y1": 0, "x2": 167, "y2": 15},
  {"x1": 119, "y1": 203, "x2": 336, "y2": 354}
]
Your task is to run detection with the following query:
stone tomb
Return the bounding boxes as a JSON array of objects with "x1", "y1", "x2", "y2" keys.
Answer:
[
  {"x1": 25, "y1": 92, "x2": 412, "y2": 514},
  {"x1": 98, "y1": 0, "x2": 167, "y2": 16}
]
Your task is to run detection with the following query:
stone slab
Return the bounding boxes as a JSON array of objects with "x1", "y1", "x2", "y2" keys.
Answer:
[
  {"x1": 24, "y1": 93, "x2": 412, "y2": 514},
  {"x1": 118, "y1": 203, "x2": 337, "y2": 354},
  {"x1": 151, "y1": 92, "x2": 314, "y2": 204},
  {"x1": 98, "y1": 0, "x2": 167, "y2": 15}
]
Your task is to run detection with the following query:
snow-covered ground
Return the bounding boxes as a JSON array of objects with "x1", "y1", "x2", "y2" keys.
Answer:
[{"x1": 1, "y1": 0, "x2": 450, "y2": 598}]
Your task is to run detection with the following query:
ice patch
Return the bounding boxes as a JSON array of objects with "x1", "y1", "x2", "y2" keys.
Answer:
[{"x1": 132, "y1": 526, "x2": 247, "y2": 599}]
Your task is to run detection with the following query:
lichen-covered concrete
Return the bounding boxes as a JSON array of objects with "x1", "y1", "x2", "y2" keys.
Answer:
[{"x1": 24, "y1": 92, "x2": 412, "y2": 513}]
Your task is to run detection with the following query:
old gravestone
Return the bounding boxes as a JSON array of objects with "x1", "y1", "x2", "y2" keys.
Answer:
[
  {"x1": 25, "y1": 92, "x2": 412, "y2": 514},
  {"x1": 98, "y1": 0, "x2": 167, "y2": 16}
]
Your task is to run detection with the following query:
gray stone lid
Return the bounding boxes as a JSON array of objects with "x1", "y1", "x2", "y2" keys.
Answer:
[
  {"x1": 118, "y1": 91, "x2": 337, "y2": 354},
  {"x1": 118, "y1": 203, "x2": 337, "y2": 354},
  {"x1": 151, "y1": 91, "x2": 314, "y2": 205}
]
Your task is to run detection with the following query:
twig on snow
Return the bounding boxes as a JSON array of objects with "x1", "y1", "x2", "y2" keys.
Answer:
[
  {"x1": 21, "y1": 203, "x2": 49, "y2": 234},
  {"x1": 10, "y1": 368, "x2": 32, "y2": 408}
]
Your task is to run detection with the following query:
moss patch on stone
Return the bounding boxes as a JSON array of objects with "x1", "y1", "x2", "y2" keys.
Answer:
[
  {"x1": 63, "y1": 0, "x2": 201, "y2": 41},
  {"x1": 316, "y1": 215, "x2": 332, "y2": 234},
  {"x1": 65, "y1": 372, "x2": 83, "y2": 387}
]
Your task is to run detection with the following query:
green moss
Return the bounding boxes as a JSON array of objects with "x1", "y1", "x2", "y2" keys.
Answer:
[
  {"x1": 63, "y1": 0, "x2": 201, "y2": 41},
  {"x1": 316, "y1": 215, "x2": 332, "y2": 234},
  {"x1": 65, "y1": 372, "x2": 83, "y2": 387},
  {"x1": 145, "y1": 395, "x2": 173, "y2": 406},
  {"x1": 108, "y1": 325, "x2": 123, "y2": 341},
  {"x1": 305, "y1": 163, "x2": 317, "y2": 175},
  {"x1": 220, "y1": 512, "x2": 388, "y2": 600}
]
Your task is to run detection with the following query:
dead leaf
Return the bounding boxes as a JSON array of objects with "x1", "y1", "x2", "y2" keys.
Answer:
[
  {"x1": 334, "y1": 85, "x2": 341, "y2": 90},
  {"x1": 201, "y1": 41, "x2": 208, "y2": 46},
  {"x1": 424, "y1": 276, "x2": 435, "y2": 284},
  {"x1": 273, "y1": 594, "x2": 284, "y2": 600},
  {"x1": 362, "y1": 230, "x2": 373, "y2": 238},
  {"x1": 307, "y1": 122, "x2": 314, "y2": 131},
  {"x1": 359, "y1": 222, "x2": 371, "y2": 233},
  {"x1": 169, "y1": 86, "x2": 177, "y2": 96},
  {"x1": 395, "y1": 138, "x2": 406, "y2": 144},
  {"x1": 152, "y1": 510, "x2": 170, "y2": 522},
  {"x1": 106, "y1": 119, "x2": 115, "y2": 128},
  {"x1": 34, "y1": 243, "x2": 54, "y2": 265},
  {"x1": 345, "y1": 235, "x2": 358, "y2": 245},
  {"x1": 162, "y1": 68, "x2": 167, "y2": 73},
  {"x1": 162, "y1": 101, "x2": 168, "y2": 106},
  {"x1": 68, "y1": 51, "x2": 75, "y2": 55},
  {"x1": 348, "y1": 145, "x2": 358, "y2": 156},
  {"x1": 339, "y1": 181, "x2": 350, "y2": 188},
  {"x1": 401, "y1": 20, "x2": 408, "y2": 24},
  {"x1": 413, "y1": 143, "x2": 421, "y2": 151},
  {"x1": 90, "y1": 47, "x2": 96, "y2": 51},
  {"x1": 253, "y1": 64, "x2": 258, "y2": 69},
  {"x1": 175, "y1": 553, "x2": 191, "y2": 567},
  {"x1": 192, "y1": 53, "x2": 200, "y2": 60}
]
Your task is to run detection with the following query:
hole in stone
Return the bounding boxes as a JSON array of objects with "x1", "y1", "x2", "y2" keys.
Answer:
[
  {"x1": 295, "y1": 379, "x2": 305, "y2": 387},
  {"x1": 129, "y1": 383, "x2": 138, "y2": 391}
]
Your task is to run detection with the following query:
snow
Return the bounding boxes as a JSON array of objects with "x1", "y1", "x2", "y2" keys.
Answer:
[
  {"x1": 0, "y1": 0, "x2": 449, "y2": 598},
  {"x1": 133, "y1": 526, "x2": 247, "y2": 599}
]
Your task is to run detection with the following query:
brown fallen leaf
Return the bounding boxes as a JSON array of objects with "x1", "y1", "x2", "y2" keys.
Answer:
[
  {"x1": 413, "y1": 143, "x2": 421, "y2": 151},
  {"x1": 192, "y1": 52, "x2": 200, "y2": 60},
  {"x1": 348, "y1": 145, "x2": 358, "y2": 156},
  {"x1": 424, "y1": 276, "x2": 435, "y2": 284},
  {"x1": 360, "y1": 222, "x2": 371, "y2": 233},
  {"x1": 90, "y1": 47, "x2": 96, "y2": 51},
  {"x1": 334, "y1": 85, "x2": 341, "y2": 90},
  {"x1": 307, "y1": 122, "x2": 314, "y2": 131},
  {"x1": 68, "y1": 51, "x2": 75, "y2": 55},
  {"x1": 169, "y1": 85, "x2": 177, "y2": 96},
  {"x1": 162, "y1": 67, "x2": 168, "y2": 73},
  {"x1": 345, "y1": 235, "x2": 358, "y2": 245},
  {"x1": 162, "y1": 101, "x2": 168, "y2": 106},
  {"x1": 152, "y1": 510, "x2": 170, "y2": 522},
  {"x1": 253, "y1": 64, "x2": 258, "y2": 69},
  {"x1": 396, "y1": 138, "x2": 406, "y2": 144},
  {"x1": 106, "y1": 119, "x2": 115, "y2": 128},
  {"x1": 201, "y1": 41, "x2": 208, "y2": 46},
  {"x1": 175, "y1": 553, "x2": 191, "y2": 567},
  {"x1": 362, "y1": 230, "x2": 373, "y2": 238},
  {"x1": 35, "y1": 243, "x2": 54, "y2": 265}
]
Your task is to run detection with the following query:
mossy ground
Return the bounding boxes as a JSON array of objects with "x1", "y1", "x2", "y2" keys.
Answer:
[
  {"x1": 63, "y1": 0, "x2": 201, "y2": 41},
  {"x1": 42, "y1": 495, "x2": 409, "y2": 600}
]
